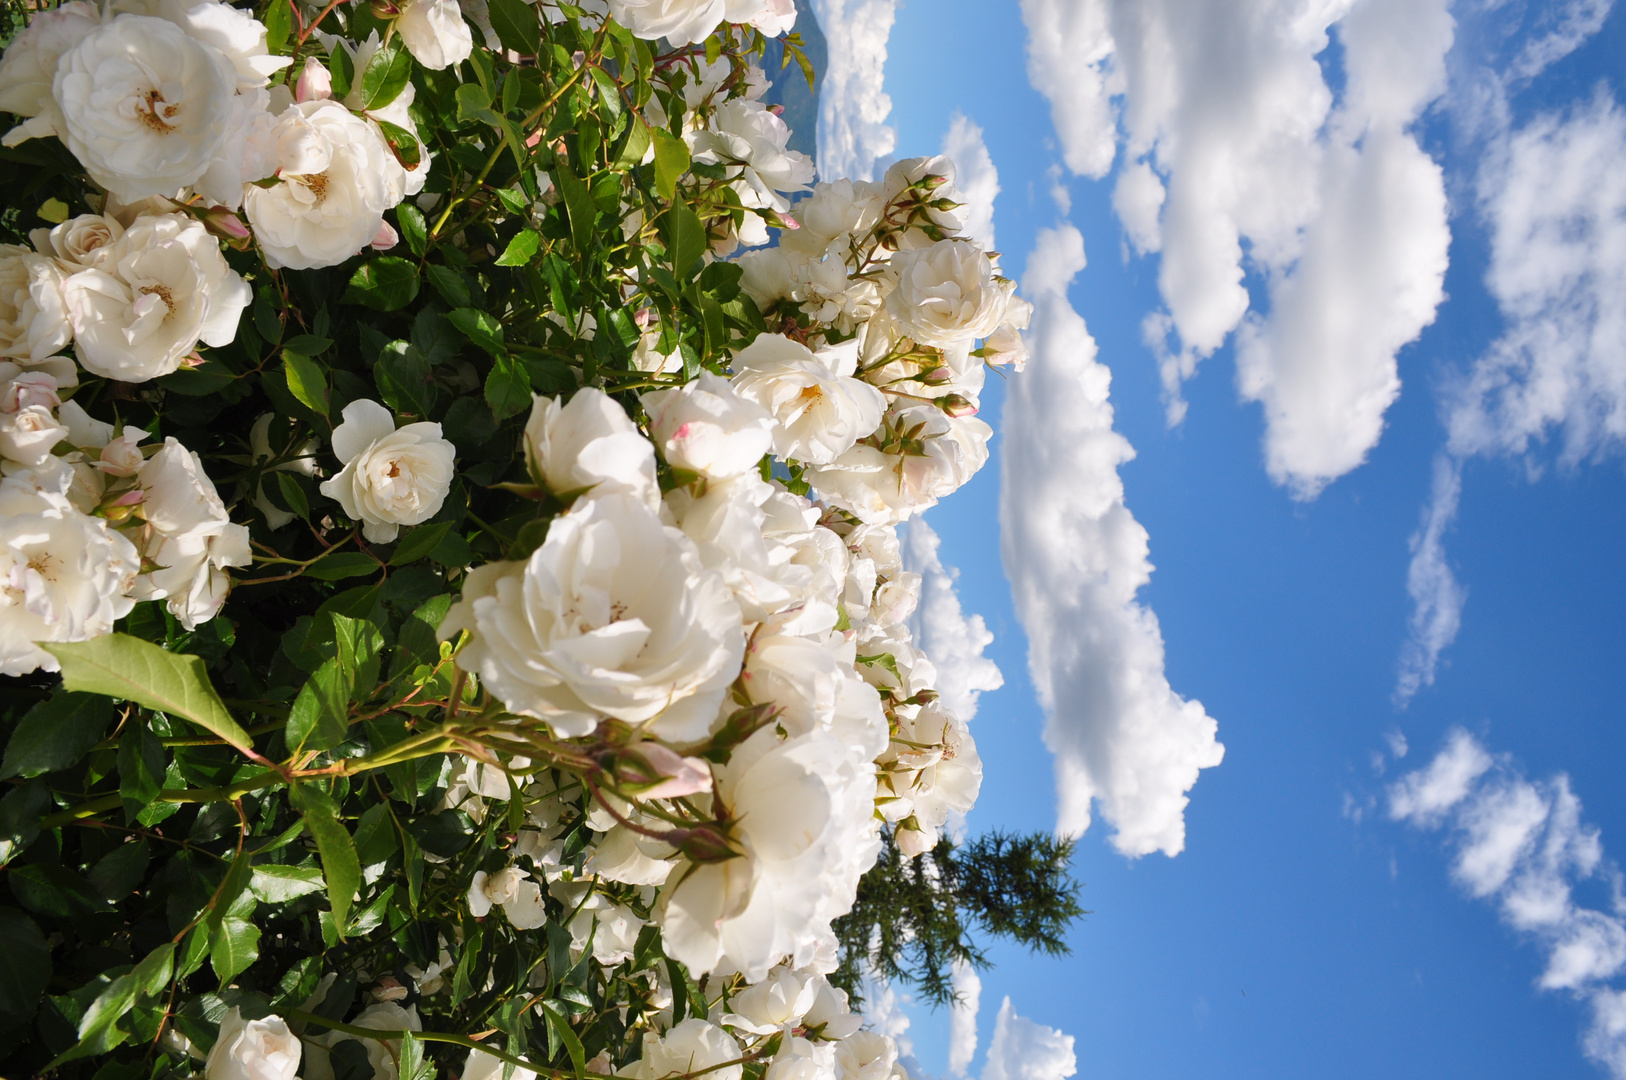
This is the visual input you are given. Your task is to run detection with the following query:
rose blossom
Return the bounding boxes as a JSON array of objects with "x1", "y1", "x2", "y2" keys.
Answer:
[
  {"x1": 50, "y1": 15, "x2": 238, "y2": 202},
  {"x1": 523, "y1": 388, "x2": 660, "y2": 509},
  {"x1": 884, "y1": 239, "x2": 1012, "y2": 349},
  {"x1": 243, "y1": 100, "x2": 399, "y2": 270},
  {"x1": 0, "y1": 245, "x2": 71, "y2": 363},
  {"x1": 605, "y1": 0, "x2": 725, "y2": 47},
  {"x1": 730, "y1": 334, "x2": 886, "y2": 465},
  {"x1": 395, "y1": 0, "x2": 474, "y2": 69},
  {"x1": 64, "y1": 212, "x2": 250, "y2": 382},
  {"x1": 0, "y1": 1, "x2": 102, "y2": 146},
  {"x1": 0, "y1": 404, "x2": 67, "y2": 466},
  {"x1": 619, "y1": 1020, "x2": 743, "y2": 1080},
  {"x1": 642, "y1": 371, "x2": 777, "y2": 481},
  {"x1": 319, "y1": 399, "x2": 455, "y2": 543},
  {"x1": 464, "y1": 1049, "x2": 538, "y2": 1080},
  {"x1": 438, "y1": 491, "x2": 745, "y2": 741},
  {"x1": 133, "y1": 437, "x2": 251, "y2": 629},
  {"x1": 30, "y1": 212, "x2": 124, "y2": 269},
  {"x1": 0, "y1": 470, "x2": 139, "y2": 676},
  {"x1": 203, "y1": 1008, "x2": 300, "y2": 1080},
  {"x1": 467, "y1": 867, "x2": 546, "y2": 929}
]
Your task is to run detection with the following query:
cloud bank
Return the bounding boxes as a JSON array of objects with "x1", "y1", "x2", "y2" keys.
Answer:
[
  {"x1": 1001, "y1": 223, "x2": 1223, "y2": 857},
  {"x1": 940, "y1": 112, "x2": 1001, "y2": 253},
  {"x1": 981, "y1": 998, "x2": 1077, "y2": 1080},
  {"x1": 1399, "y1": 88, "x2": 1626, "y2": 699},
  {"x1": 807, "y1": 0, "x2": 898, "y2": 182},
  {"x1": 906, "y1": 519, "x2": 1004, "y2": 726},
  {"x1": 1391, "y1": 731, "x2": 1626, "y2": 1076},
  {"x1": 1017, "y1": 0, "x2": 1453, "y2": 497}
]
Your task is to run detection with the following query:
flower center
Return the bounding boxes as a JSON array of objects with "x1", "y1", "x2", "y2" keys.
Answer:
[
  {"x1": 386, "y1": 460, "x2": 401, "y2": 478},
  {"x1": 610, "y1": 601, "x2": 628, "y2": 622},
  {"x1": 798, "y1": 384, "x2": 824, "y2": 402},
  {"x1": 139, "y1": 89, "x2": 180, "y2": 133},
  {"x1": 301, "y1": 171, "x2": 331, "y2": 205},
  {"x1": 141, "y1": 284, "x2": 176, "y2": 318},
  {"x1": 27, "y1": 552, "x2": 57, "y2": 582}
]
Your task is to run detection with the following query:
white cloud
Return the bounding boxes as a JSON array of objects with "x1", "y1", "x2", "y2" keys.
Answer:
[
  {"x1": 1395, "y1": 455, "x2": 1466, "y2": 705},
  {"x1": 947, "y1": 961, "x2": 982, "y2": 1078},
  {"x1": 1391, "y1": 730, "x2": 1626, "y2": 1075},
  {"x1": 1399, "y1": 89, "x2": 1626, "y2": 698},
  {"x1": 1018, "y1": 0, "x2": 1453, "y2": 496},
  {"x1": 905, "y1": 519, "x2": 1004, "y2": 727},
  {"x1": 940, "y1": 112, "x2": 1000, "y2": 253},
  {"x1": 981, "y1": 999, "x2": 1077, "y2": 1080},
  {"x1": 1508, "y1": 0, "x2": 1615, "y2": 82},
  {"x1": 808, "y1": 0, "x2": 898, "y2": 182},
  {"x1": 1000, "y1": 223, "x2": 1223, "y2": 857}
]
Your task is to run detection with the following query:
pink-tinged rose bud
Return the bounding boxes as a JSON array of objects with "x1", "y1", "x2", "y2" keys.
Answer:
[
  {"x1": 201, "y1": 207, "x2": 253, "y2": 249},
  {"x1": 108, "y1": 488, "x2": 145, "y2": 507},
  {"x1": 181, "y1": 353, "x2": 207, "y2": 369},
  {"x1": 634, "y1": 307, "x2": 655, "y2": 328},
  {"x1": 296, "y1": 56, "x2": 333, "y2": 103},
  {"x1": 922, "y1": 366, "x2": 952, "y2": 384},
  {"x1": 371, "y1": 222, "x2": 399, "y2": 251},
  {"x1": 96, "y1": 429, "x2": 148, "y2": 476},
  {"x1": 2, "y1": 371, "x2": 61, "y2": 413},
  {"x1": 629, "y1": 743, "x2": 714, "y2": 800},
  {"x1": 369, "y1": 0, "x2": 399, "y2": 15},
  {"x1": 779, "y1": 214, "x2": 800, "y2": 230},
  {"x1": 936, "y1": 393, "x2": 978, "y2": 418}
]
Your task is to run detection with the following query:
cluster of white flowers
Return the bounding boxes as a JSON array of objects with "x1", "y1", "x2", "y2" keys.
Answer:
[{"x1": 0, "y1": 0, "x2": 431, "y2": 271}]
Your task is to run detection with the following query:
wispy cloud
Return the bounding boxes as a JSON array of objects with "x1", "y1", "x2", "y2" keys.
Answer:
[
  {"x1": 1001, "y1": 223, "x2": 1223, "y2": 857},
  {"x1": 905, "y1": 519, "x2": 1004, "y2": 727},
  {"x1": 1018, "y1": 0, "x2": 1453, "y2": 497},
  {"x1": 947, "y1": 961, "x2": 982, "y2": 1078},
  {"x1": 807, "y1": 0, "x2": 897, "y2": 182},
  {"x1": 940, "y1": 112, "x2": 1000, "y2": 253},
  {"x1": 1391, "y1": 730, "x2": 1626, "y2": 1076},
  {"x1": 1395, "y1": 455, "x2": 1465, "y2": 705}
]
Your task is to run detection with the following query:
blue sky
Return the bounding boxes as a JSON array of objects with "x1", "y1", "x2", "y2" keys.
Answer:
[{"x1": 802, "y1": 0, "x2": 1626, "y2": 1077}]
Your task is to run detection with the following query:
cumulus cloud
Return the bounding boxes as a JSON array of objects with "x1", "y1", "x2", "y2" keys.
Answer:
[
  {"x1": 1391, "y1": 730, "x2": 1626, "y2": 1075},
  {"x1": 940, "y1": 112, "x2": 1000, "y2": 252},
  {"x1": 1399, "y1": 89, "x2": 1626, "y2": 699},
  {"x1": 981, "y1": 999, "x2": 1077, "y2": 1080},
  {"x1": 1395, "y1": 455, "x2": 1466, "y2": 705},
  {"x1": 1001, "y1": 223, "x2": 1223, "y2": 857},
  {"x1": 947, "y1": 961, "x2": 982, "y2": 1078},
  {"x1": 1018, "y1": 0, "x2": 1453, "y2": 495},
  {"x1": 808, "y1": 0, "x2": 897, "y2": 182},
  {"x1": 906, "y1": 519, "x2": 1004, "y2": 726}
]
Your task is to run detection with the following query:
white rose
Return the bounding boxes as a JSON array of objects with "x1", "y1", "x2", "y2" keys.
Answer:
[
  {"x1": 808, "y1": 407, "x2": 990, "y2": 524},
  {"x1": 0, "y1": 246, "x2": 71, "y2": 362},
  {"x1": 243, "y1": 100, "x2": 398, "y2": 270},
  {"x1": 887, "y1": 703, "x2": 980, "y2": 857},
  {"x1": 64, "y1": 213, "x2": 251, "y2": 382},
  {"x1": 763, "y1": 1037, "x2": 836, "y2": 1080},
  {"x1": 467, "y1": 867, "x2": 547, "y2": 928},
  {"x1": 0, "y1": 365, "x2": 62, "y2": 413},
  {"x1": 881, "y1": 155, "x2": 968, "y2": 240},
  {"x1": 730, "y1": 334, "x2": 886, "y2": 465},
  {"x1": 605, "y1": 0, "x2": 725, "y2": 46},
  {"x1": 194, "y1": 87, "x2": 280, "y2": 209},
  {"x1": 691, "y1": 99, "x2": 813, "y2": 213},
  {"x1": 0, "y1": 472, "x2": 139, "y2": 676},
  {"x1": 134, "y1": 436, "x2": 251, "y2": 629},
  {"x1": 96, "y1": 427, "x2": 148, "y2": 476},
  {"x1": 0, "y1": 1, "x2": 101, "y2": 146},
  {"x1": 723, "y1": 964, "x2": 817, "y2": 1033},
  {"x1": 56, "y1": 399, "x2": 114, "y2": 452},
  {"x1": 314, "y1": 1003, "x2": 420, "y2": 1080},
  {"x1": 834, "y1": 1032, "x2": 898, "y2": 1080},
  {"x1": 733, "y1": 0, "x2": 795, "y2": 35},
  {"x1": 30, "y1": 212, "x2": 124, "y2": 269},
  {"x1": 0, "y1": 404, "x2": 67, "y2": 466},
  {"x1": 666, "y1": 475, "x2": 813, "y2": 626},
  {"x1": 319, "y1": 399, "x2": 455, "y2": 543},
  {"x1": 396, "y1": 0, "x2": 474, "y2": 69},
  {"x1": 203, "y1": 1008, "x2": 300, "y2": 1080},
  {"x1": 523, "y1": 388, "x2": 660, "y2": 509},
  {"x1": 782, "y1": 180, "x2": 884, "y2": 259},
  {"x1": 327, "y1": 33, "x2": 430, "y2": 197},
  {"x1": 112, "y1": 0, "x2": 293, "y2": 90},
  {"x1": 463, "y1": 1049, "x2": 538, "y2": 1080},
  {"x1": 643, "y1": 371, "x2": 777, "y2": 481},
  {"x1": 736, "y1": 247, "x2": 795, "y2": 310},
  {"x1": 884, "y1": 240, "x2": 1011, "y2": 349},
  {"x1": 661, "y1": 727, "x2": 881, "y2": 980},
  {"x1": 583, "y1": 824, "x2": 675, "y2": 886},
  {"x1": 566, "y1": 888, "x2": 643, "y2": 966},
  {"x1": 438, "y1": 490, "x2": 745, "y2": 741},
  {"x1": 619, "y1": 1020, "x2": 742, "y2": 1080},
  {"x1": 52, "y1": 15, "x2": 238, "y2": 202}
]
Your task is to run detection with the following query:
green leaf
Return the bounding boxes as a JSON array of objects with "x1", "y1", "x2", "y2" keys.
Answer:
[
  {"x1": 283, "y1": 350, "x2": 330, "y2": 418},
  {"x1": 487, "y1": 0, "x2": 542, "y2": 54},
  {"x1": 360, "y1": 40, "x2": 413, "y2": 111},
  {"x1": 376, "y1": 118, "x2": 422, "y2": 170},
  {"x1": 289, "y1": 785, "x2": 360, "y2": 932},
  {"x1": 351, "y1": 801, "x2": 400, "y2": 868},
  {"x1": 399, "y1": 1030, "x2": 435, "y2": 1080},
  {"x1": 66, "y1": 943, "x2": 172, "y2": 1063},
  {"x1": 210, "y1": 917, "x2": 260, "y2": 986},
  {"x1": 614, "y1": 116, "x2": 653, "y2": 170},
  {"x1": 275, "y1": 471, "x2": 311, "y2": 522},
  {"x1": 205, "y1": 854, "x2": 254, "y2": 943},
  {"x1": 397, "y1": 203, "x2": 429, "y2": 257},
  {"x1": 390, "y1": 521, "x2": 453, "y2": 566},
  {"x1": 306, "y1": 553, "x2": 381, "y2": 581},
  {"x1": 286, "y1": 657, "x2": 352, "y2": 753},
  {"x1": 44, "y1": 635, "x2": 254, "y2": 753},
  {"x1": 0, "y1": 691, "x2": 113, "y2": 779},
  {"x1": 344, "y1": 257, "x2": 421, "y2": 311},
  {"x1": 0, "y1": 907, "x2": 50, "y2": 1022},
  {"x1": 118, "y1": 717, "x2": 166, "y2": 822},
  {"x1": 663, "y1": 201, "x2": 707, "y2": 281},
  {"x1": 651, "y1": 128, "x2": 690, "y2": 199},
  {"x1": 554, "y1": 165, "x2": 594, "y2": 254},
  {"x1": 448, "y1": 306, "x2": 506, "y2": 357},
  {"x1": 543, "y1": 1000, "x2": 587, "y2": 1080},
  {"x1": 329, "y1": 43, "x2": 355, "y2": 100},
  {"x1": 425, "y1": 264, "x2": 471, "y2": 308},
  {"x1": 375, "y1": 341, "x2": 438, "y2": 418},
  {"x1": 495, "y1": 228, "x2": 543, "y2": 267},
  {"x1": 263, "y1": 0, "x2": 291, "y2": 54},
  {"x1": 485, "y1": 353, "x2": 532, "y2": 420},
  {"x1": 88, "y1": 839, "x2": 150, "y2": 902},
  {"x1": 456, "y1": 82, "x2": 493, "y2": 123},
  {"x1": 249, "y1": 864, "x2": 326, "y2": 903},
  {"x1": 0, "y1": 780, "x2": 45, "y2": 867}
]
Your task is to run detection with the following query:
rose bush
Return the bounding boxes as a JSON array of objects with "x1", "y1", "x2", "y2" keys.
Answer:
[{"x1": 0, "y1": 3, "x2": 1079, "y2": 1079}]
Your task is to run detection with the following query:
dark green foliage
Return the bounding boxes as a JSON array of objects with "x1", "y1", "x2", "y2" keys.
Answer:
[{"x1": 832, "y1": 830, "x2": 1086, "y2": 1007}]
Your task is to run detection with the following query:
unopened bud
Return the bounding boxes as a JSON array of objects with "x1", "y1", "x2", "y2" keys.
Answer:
[
  {"x1": 620, "y1": 742, "x2": 713, "y2": 800},
  {"x1": 181, "y1": 352, "x2": 206, "y2": 369},
  {"x1": 201, "y1": 207, "x2": 252, "y2": 248},
  {"x1": 368, "y1": 0, "x2": 399, "y2": 16},
  {"x1": 921, "y1": 366, "x2": 952, "y2": 384},
  {"x1": 371, "y1": 221, "x2": 399, "y2": 251},
  {"x1": 668, "y1": 824, "x2": 740, "y2": 864},
  {"x1": 936, "y1": 393, "x2": 978, "y2": 418},
  {"x1": 296, "y1": 56, "x2": 332, "y2": 103}
]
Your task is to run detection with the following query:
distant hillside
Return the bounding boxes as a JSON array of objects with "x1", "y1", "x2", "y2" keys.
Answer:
[{"x1": 762, "y1": 7, "x2": 825, "y2": 163}]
